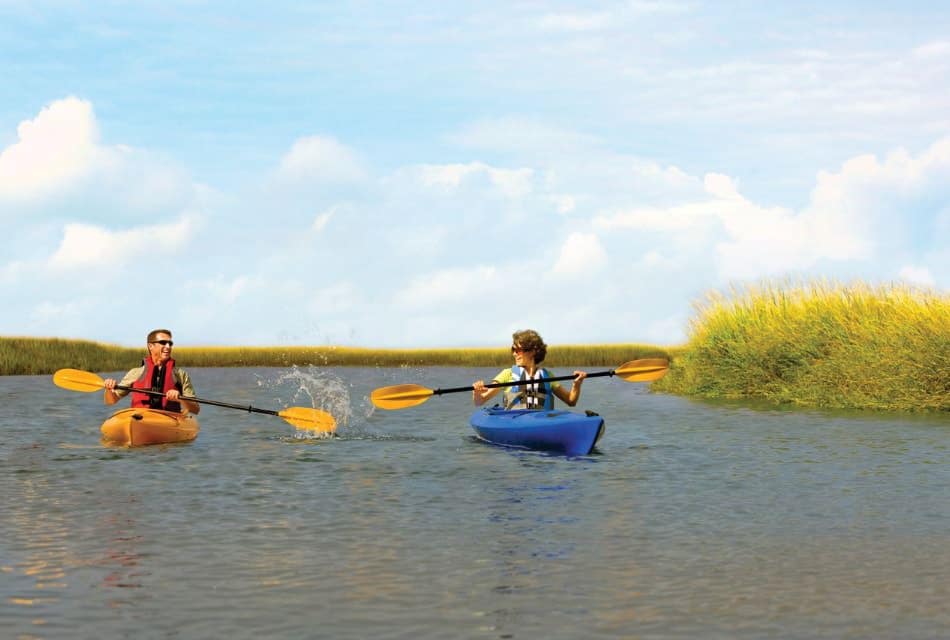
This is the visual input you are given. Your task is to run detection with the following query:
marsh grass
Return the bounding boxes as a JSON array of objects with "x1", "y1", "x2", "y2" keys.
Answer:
[
  {"x1": 1, "y1": 337, "x2": 141, "y2": 375},
  {"x1": 0, "y1": 337, "x2": 671, "y2": 375},
  {"x1": 654, "y1": 281, "x2": 950, "y2": 412}
]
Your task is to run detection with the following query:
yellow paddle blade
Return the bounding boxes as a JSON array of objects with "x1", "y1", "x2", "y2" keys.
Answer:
[
  {"x1": 614, "y1": 358, "x2": 670, "y2": 382},
  {"x1": 53, "y1": 368, "x2": 106, "y2": 392},
  {"x1": 278, "y1": 407, "x2": 337, "y2": 432},
  {"x1": 370, "y1": 384, "x2": 435, "y2": 410}
]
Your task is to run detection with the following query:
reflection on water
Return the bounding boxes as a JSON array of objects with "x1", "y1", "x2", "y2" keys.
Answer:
[
  {"x1": 6, "y1": 446, "x2": 65, "y2": 619},
  {"x1": 1, "y1": 367, "x2": 949, "y2": 638},
  {"x1": 97, "y1": 511, "x2": 146, "y2": 592}
]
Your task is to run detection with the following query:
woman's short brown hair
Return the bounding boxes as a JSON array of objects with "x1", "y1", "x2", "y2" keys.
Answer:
[{"x1": 512, "y1": 329, "x2": 547, "y2": 364}]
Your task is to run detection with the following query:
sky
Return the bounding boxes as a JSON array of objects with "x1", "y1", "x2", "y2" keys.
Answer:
[{"x1": 1, "y1": 1, "x2": 948, "y2": 348}]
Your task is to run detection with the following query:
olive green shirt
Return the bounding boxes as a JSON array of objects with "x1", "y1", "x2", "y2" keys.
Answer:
[{"x1": 112, "y1": 365, "x2": 196, "y2": 399}]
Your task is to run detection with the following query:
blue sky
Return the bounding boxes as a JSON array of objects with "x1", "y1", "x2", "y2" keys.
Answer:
[{"x1": 1, "y1": 1, "x2": 948, "y2": 348}]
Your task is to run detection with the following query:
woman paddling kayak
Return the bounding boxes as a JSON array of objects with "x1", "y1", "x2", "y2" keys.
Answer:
[{"x1": 472, "y1": 329, "x2": 587, "y2": 409}]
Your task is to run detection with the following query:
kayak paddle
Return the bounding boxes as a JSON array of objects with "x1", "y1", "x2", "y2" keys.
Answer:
[
  {"x1": 370, "y1": 357, "x2": 670, "y2": 410},
  {"x1": 53, "y1": 368, "x2": 337, "y2": 432}
]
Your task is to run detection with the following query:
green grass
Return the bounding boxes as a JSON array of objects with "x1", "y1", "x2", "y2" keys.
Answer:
[
  {"x1": 0, "y1": 337, "x2": 142, "y2": 375},
  {"x1": 0, "y1": 337, "x2": 671, "y2": 375},
  {"x1": 653, "y1": 280, "x2": 950, "y2": 412}
]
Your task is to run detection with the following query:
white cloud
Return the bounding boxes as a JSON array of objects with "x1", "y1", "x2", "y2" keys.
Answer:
[
  {"x1": 0, "y1": 260, "x2": 26, "y2": 284},
  {"x1": 799, "y1": 137, "x2": 950, "y2": 260},
  {"x1": 635, "y1": 161, "x2": 696, "y2": 191},
  {"x1": 31, "y1": 300, "x2": 83, "y2": 324},
  {"x1": 48, "y1": 216, "x2": 196, "y2": 270},
  {"x1": 388, "y1": 226, "x2": 451, "y2": 259},
  {"x1": 486, "y1": 167, "x2": 534, "y2": 199},
  {"x1": 312, "y1": 207, "x2": 335, "y2": 232},
  {"x1": 628, "y1": 0, "x2": 690, "y2": 15},
  {"x1": 913, "y1": 41, "x2": 950, "y2": 59},
  {"x1": 704, "y1": 173, "x2": 742, "y2": 200},
  {"x1": 194, "y1": 275, "x2": 260, "y2": 305},
  {"x1": 95, "y1": 146, "x2": 195, "y2": 213},
  {"x1": 550, "y1": 194, "x2": 576, "y2": 214},
  {"x1": 553, "y1": 232, "x2": 608, "y2": 277},
  {"x1": 898, "y1": 265, "x2": 935, "y2": 287},
  {"x1": 396, "y1": 265, "x2": 499, "y2": 307},
  {"x1": 0, "y1": 97, "x2": 201, "y2": 221},
  {"x1": 714, "y1": 202, "x2": 818, "y2": 280},
  {"x1": 306, "y1": 282, "x2": 359, "y2": 314},
  {"x1": 536, "y1": 2, "x2": 688, "y2": 33},
  {"x1": 0, "y1": 97, "x2": 98, "y2": 201},
  {"x1": 449, "y1": 118, "x2": 600, "y2": 155},
  {"x1": 277, "y1": 135, "x2": 366, "y2": 184},
  {"x1": 537, "y1": 12, "x2": 610, "y2": 32},
  {"x1": 644, "y1": 311, "x2": 689, "y2": 343},
  {"x1": 449, "y1": 120, "x2": 698, "y2": 209},
  {"x1": 416, "y1": 164, "x2": 473, "y2": 189},
  {"x1": 590, "y1": 138, "x2": 950, "y2": 283},
  {"x1": 640, "y1": 250, "x2": 674, "y2": 269},
  {"x1": 414, "y1": 162, "x2": 534, "y2": 198},
  {"x1": 593, "y1": 203, "x2": 705, "y2": 232}
]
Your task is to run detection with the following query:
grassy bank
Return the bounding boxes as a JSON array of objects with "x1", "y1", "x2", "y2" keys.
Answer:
[
  {"x1": 0, "y1": 337, "x2": 143, "y2": 376},
  {"x1": 653, "y1": 281, "x2": 950, "y2": 412},
  {"x1": 0, "y1": 337, "x2": 672, "y2": 376}
]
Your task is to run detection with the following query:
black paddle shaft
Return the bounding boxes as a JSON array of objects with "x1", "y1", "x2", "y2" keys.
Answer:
[
  {"x1": 115, "y1": 384, "x2": 281, "y2": 417},
  {"x1": 432, "y1": 369, "x2": 614, "y2": 396}
]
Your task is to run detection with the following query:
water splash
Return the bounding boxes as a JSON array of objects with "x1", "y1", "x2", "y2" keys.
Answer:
[
  {"x1": 288, "y1": 429, "x2": 334, "y2": 441},
  {"x1": 256, "y1": 365, "x2": 353, "y2": 433}
]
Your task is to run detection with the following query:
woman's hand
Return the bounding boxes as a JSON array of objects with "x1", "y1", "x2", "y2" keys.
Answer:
[{"x1": 473, "y1": 380, "x2": 489, "y2": 406}]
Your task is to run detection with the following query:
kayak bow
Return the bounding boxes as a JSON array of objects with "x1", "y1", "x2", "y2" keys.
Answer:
[
  {"x1": 469, "y1": 407, "x2": 605, "y2": 456},
  {"x1": 100, "y1": 408, "x2": 200, "y2": 446}
]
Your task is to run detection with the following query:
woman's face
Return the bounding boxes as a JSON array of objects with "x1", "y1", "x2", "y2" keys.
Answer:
[{"x1": 511, "y1": 344, "x2": 535, "y2": 367}]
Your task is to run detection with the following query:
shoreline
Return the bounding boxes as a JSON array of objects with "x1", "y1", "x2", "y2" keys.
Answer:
[{"x1": 0, "y1": 336, "x2": 677, "y2": 375}]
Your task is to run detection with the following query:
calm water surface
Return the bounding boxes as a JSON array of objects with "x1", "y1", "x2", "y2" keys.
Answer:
[{"x1": 2, "y1": 366, "x2": 949, "y2": 639}]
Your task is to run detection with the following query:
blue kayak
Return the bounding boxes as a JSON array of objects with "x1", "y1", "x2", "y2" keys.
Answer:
[{"x1": 469, "y1": 407, "x2": 605, "y2": 456}]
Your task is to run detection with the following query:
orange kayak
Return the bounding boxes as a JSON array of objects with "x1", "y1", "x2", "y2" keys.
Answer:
[{"x1": 101, "y1": 408, "x2": 199, "y2": 446}]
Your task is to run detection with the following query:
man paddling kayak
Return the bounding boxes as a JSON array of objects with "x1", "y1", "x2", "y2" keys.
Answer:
[
  {"x1": 103, "y1": 329, "x2": 200, "y2": 414},
  {"x1": 473, "y1": 329, "x2": 587, "y2": 409}
]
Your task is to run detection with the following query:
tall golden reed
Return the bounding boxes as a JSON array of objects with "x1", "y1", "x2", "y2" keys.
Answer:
[{"x1": 654, "y1": 280, "x2": 949, "y2": 411}]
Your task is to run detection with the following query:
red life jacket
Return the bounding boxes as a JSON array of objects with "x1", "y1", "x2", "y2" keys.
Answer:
[{"x1": 131, "y1": 358, "x2": 182, "y2": 412}]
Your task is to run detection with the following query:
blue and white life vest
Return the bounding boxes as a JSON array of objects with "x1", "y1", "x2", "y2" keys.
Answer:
[{"x1": 504, "y1": 365, "x2": 554, "y2": 410}]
